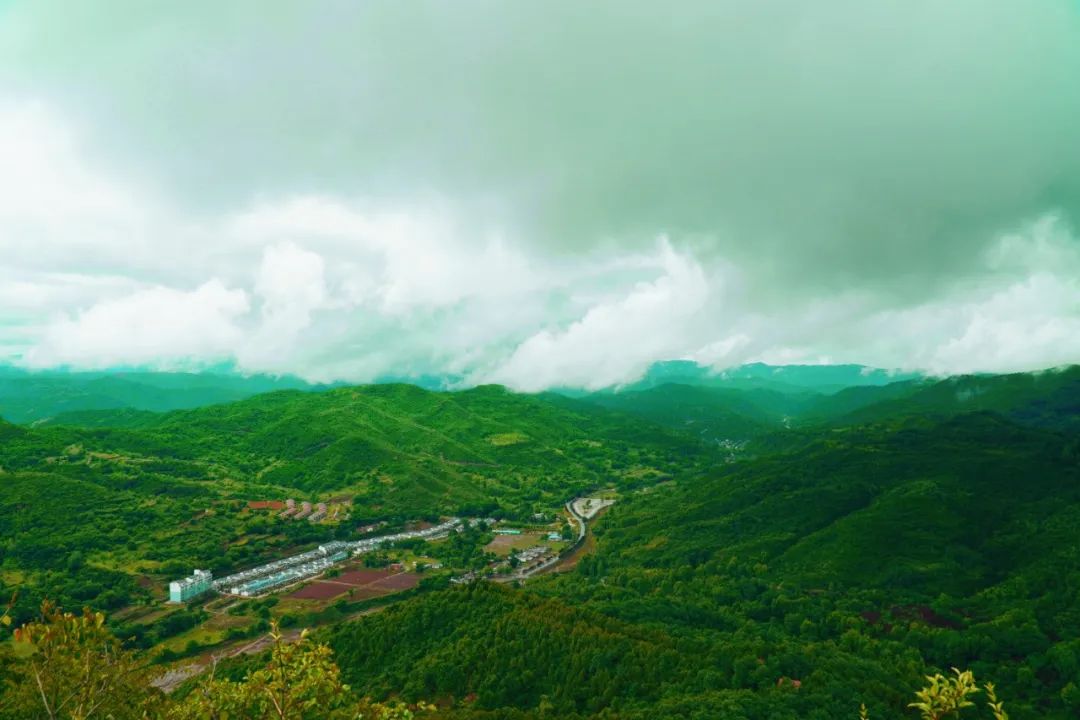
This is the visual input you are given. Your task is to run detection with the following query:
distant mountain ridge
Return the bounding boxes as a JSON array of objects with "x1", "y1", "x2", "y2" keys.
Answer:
[
  {"x1": 620, "y1": 359, "x2": 924, "y2": 394},
  {"x1": 1, "y1": 360, "x2": 920, "y2": 426},
  {"x1": 578, "y1": 365, "x2": 1079, "y2": 444},
  {"x1": 0, "y1": 366, "x2": 327, "y2": 424}
]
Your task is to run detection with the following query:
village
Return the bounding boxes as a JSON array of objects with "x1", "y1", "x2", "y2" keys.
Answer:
[{"x1": 167, "y1": 494, "x2": 617, "y2": 605}]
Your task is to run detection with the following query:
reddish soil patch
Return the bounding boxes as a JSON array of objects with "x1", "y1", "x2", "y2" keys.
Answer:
[
  {"x1": 486, "y1": 535, "x2": 521, "y2": 552},
  {"x1": 342, "y1": 586, "x2": 392, "y2": 601},
  {"x1": 372, "y1": 573, "x2": 420, "y2": 591},
  {"x1": 248, "y1": 500, "x2": 286, "y2": 511},
  {"x1": 889, "y1": 604, "x2": 961, "y2": 630},
  {"x1": 289, "y1": 582, "x2": 349, "y2": 600},
  {"x1": 336, "y1": 569, "x2": 394, "y2": 586},
  {"x1": 553, "y1": 531, "x2": 595, "y2": 573}
]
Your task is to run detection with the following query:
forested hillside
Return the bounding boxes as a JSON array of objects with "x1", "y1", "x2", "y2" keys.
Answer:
[
  {"x1": 323, "y1": 412, "x2": 1080, "y2": 718},
  {"x1": 579, "y1": 367, "x2": 1080, "y2": 445},
  {"x1": 2, "y1": 369, "x2": 1078, "y2": 718},
  {"x1": 0, "y1": 384, "x2": 704, "y2": 623}
]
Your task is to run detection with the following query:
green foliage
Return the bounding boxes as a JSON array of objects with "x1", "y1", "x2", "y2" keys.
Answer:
[
  {"x1": 909, "y1": 669, "x2": 981, "y2": 719},
  {"x1": 1, "y1": 601, "x2": 160, "y2": 719},
  {"x1": 3, "y1": 607, "x2": 422, "y2": 720},
  {"x1": 323, "y1": 412, "x2": 1080, "y2": 718},
  {"x1": 0, "y1": 383, "x2": 702, "y2": 618},
  {"x1": 169, "y1": 626, "x2": 354, "y2": 720},
  {"x1": 2, "y1": 368, "x2": 1079, "y2": 718}
]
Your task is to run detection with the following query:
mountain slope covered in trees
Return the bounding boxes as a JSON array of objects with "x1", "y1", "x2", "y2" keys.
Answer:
[
  {"x1": 324, "y1": 411, "x2": 1080, "y2": 719},
  {"x1": 0, "y1": 384, "x2": 705, "y2": 622},
  {"x1": 1, "y1": 367, "x2": 1078, "y2": 718}
]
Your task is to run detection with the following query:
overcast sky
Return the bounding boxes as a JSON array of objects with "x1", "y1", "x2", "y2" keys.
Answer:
[{"x1": 1, "y1": 1, "x2": 1079, "y2": 389}]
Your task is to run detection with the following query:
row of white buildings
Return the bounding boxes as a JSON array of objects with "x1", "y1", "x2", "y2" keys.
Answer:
[{"x1": 168, "y1": 518, "x2": 466, "y2": 602}]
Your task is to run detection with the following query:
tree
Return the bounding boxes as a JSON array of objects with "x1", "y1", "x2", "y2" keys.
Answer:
[
  {"x1": 1, "y1": 601, "x2": 160, "y2": 720},
  {"x1": 169, "y1": 624, "x2": 427, "y2": 720},
  {"x1": 861, "y1": 669, "x2": 1009, "y2": 720}
]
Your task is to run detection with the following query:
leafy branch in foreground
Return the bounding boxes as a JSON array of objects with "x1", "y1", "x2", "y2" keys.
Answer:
[
  {"x1": 2, "y1": 600, "x2": 159, "y2": 720},
  {"x1": 2, "y1": 602, "x2": 424, "y2": 720},
  {"x1": 168, "y1": 623, "x2": 427, "y2": 720},
  {"x1": 862, "y1": 668, "x2": 1009, "y2": 720}
]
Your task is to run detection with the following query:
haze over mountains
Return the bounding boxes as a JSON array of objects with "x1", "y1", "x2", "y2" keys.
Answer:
[{"x1": 0, "y1": 360, "x2": 924, "y2": 425}]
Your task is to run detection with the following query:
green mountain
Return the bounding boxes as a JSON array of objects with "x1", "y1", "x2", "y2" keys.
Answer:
[
  {"x1": 580, "y1": 383, "x2": 787, "y2": 443},
  {"x1": 0, "y1": 383, "x2": 706, "y2": 621},
  {"x1": 325, "y1": 411, "x2": 1080, "y2": 719},
  {"x1": 619, "y1": 360, "x2": 923, "y2": 394},
  {"x1": 3, "y1": 367, "x2": 1079, "y2": 718},
  {"x1": 831, "y1": 366, "x2": 1080, "y2": 432},
  {"x1": 575, "y1": 368, "x2": 1080, "y2": 451},
  {"x1": 0, "y1": 366, "x2": 324, "y2": 424}
]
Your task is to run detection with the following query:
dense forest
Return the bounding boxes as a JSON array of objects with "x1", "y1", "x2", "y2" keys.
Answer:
[
  {"x1": 1, "y1": 365, "x2": 1078, "y2": 718},
  {"x1": 322, "y1": 410, "x2": 1080, "y2": 718}
]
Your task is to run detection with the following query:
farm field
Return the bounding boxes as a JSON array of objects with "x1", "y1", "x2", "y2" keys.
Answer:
[
  {"x1": 286, "y1": 566, "x2": 418, "y2": 601},
  {"x1": 485, "y1": 531, "x2": 549, "y2": 556}
]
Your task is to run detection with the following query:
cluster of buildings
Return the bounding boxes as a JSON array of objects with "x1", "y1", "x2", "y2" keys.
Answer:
[
  {"x1": 224, "y1": 543, "x2": 351, "y2": 597},
  {"x1": 514, "y1": 545, "x2": 550, "y2": 565},
  {"x1": 169, "y1": 569, "x2": 213, "y2": 603},
  {"x1": 267, "y1": 499, "x2": 331, "y2": 523},
  {"x1": 450, "y1": 570, "x2": 480, "y2": 585},
  {"x1": 167, "y1": 517, "x2": 466, "y2": 602}
]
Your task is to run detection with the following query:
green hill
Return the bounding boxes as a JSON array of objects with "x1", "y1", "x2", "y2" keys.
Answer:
[
  {"x1": 0, "y1": 384, "x2": 706, "y2": 622},
  {"x1": 830, "y1": 366, "x2": 1080, "y2": 432},
  {"x1": 86, "y1": 384, "x2": 706, "y2": 505},
  {"x1": 618, "y1": 360, "x2": 922, "y2": 394},
  {"x1": 323, "y1": 411, "x2": 1080, "y2": 718},
  {"x1": 580, "y1": 383, "x2": 788, "y2": 443},
  {"x1": 0, "y1": 366, "x2": 324, "y2": 424},
  {"x1": 574, "y1": 368, "x2": 1080, "y2": 453}
]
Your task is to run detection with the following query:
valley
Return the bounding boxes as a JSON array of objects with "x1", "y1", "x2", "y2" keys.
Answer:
[{"x1": 2, "y1": 364, "x2": 1079, "y2": 718}]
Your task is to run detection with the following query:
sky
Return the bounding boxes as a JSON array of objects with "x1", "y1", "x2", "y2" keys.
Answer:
[{"x1": 1, "y1": 1, "x2": 1079, "y2": 390}]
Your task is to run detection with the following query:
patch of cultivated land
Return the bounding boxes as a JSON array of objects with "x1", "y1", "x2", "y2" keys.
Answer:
[
  {"x1": 335, "y1": 568, "x2": 394, "y2": 585},
  {"x1": 288, "y1": 582, "x2": 353, "y2": 600},
  {"x1": 485, "y1": 531, "x2": 548, "y2": 556},
  {"x1": 370, "y1": 572, "x2": 420, "y2": 591},
  {"x1": 287, "y1": 566, "x2": 418, "y2": 600}
]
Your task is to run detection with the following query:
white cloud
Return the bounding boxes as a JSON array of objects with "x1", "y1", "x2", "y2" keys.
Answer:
[
  {"x1": 484, "y1": 239, "x2": 709, "y2": 391},
  {"x1": 0, "y1": 96, "x2": 1078, "y2": 387},
  {"x1": 24, "y1": 280, "x2": 250, "y2": 369},
  {"x1": 236, "y1": 242, "x2": 330, "y2": 371}
]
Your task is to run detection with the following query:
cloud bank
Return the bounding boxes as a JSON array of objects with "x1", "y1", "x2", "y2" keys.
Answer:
[{"x1": 1, "y1": 1, "x2": 1079, "y2": 387}]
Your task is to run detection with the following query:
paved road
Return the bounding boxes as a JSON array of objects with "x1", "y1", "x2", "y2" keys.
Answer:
[
  {"x1": 509, "y1": 500, "x2": 590, "y2": 580},
  {"x1": 565, "y1": 500, "x2": 587, "y2": 542}
]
